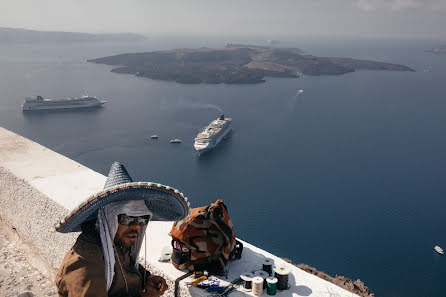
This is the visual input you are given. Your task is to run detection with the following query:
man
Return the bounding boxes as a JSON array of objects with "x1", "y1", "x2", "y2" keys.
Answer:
[{"x1": 55, "y1": 162, "x2": 190, "y2": 297}]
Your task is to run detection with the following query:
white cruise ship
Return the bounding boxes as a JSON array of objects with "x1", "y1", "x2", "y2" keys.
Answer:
[
  {"x1": 22, "y1": 95, "x2": 106, "y2": 111},
  {"x1": 194, "y1": 114, "x2": 232, "y2": 153}
]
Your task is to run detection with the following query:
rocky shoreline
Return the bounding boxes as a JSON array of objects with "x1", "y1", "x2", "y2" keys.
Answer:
[
  {"x1": 280, "y1": 257, "x2": 374, "y2": 297},
  {"x1": 297, "y1": 264, "x2": 374, "y2": 297}
]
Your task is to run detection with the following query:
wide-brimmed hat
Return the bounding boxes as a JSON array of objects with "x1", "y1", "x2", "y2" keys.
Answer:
[{"x1": 56, "y1": 162, "x2": 190, "y2": 233}]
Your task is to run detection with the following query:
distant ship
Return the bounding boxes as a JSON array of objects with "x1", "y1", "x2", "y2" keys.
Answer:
[
  {"x1": 267, "y1": 39, "x2": 280, "y2": 45},
  {"x1": 194, "y1": 114, "x2": 232, "y2": 153},
  {"x1": 22, "y1": 95, "x2": 106, "y2": 111},
  {"x1": 296, "y1": 89, "x2": 304, "y2": 96},
  {"x1": 434, "y1": 245, "x2": 444, "y2": 255}
]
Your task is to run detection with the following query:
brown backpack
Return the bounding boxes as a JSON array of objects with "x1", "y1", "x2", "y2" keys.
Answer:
[{"x1": 169, "y1": 199, "x2": 243, "y2": 272}]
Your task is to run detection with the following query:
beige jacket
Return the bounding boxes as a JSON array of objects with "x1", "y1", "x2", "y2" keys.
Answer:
[{"x1": 56, "y1": 225, "x2": 149, "y2": 297}]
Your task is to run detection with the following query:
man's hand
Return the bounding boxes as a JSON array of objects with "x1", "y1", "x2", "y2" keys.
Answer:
[{"x1": 143, "y1": 275, "x2": 168, "y2": 297}]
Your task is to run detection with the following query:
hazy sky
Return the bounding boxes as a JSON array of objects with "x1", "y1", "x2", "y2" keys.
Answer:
[{"x1": 1, "y1": 0, "x2": 445, "y2": 39}]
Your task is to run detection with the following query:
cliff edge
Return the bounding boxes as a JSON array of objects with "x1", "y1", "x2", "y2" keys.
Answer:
[{"x1": 297, "y1": 264, "x2": 374, "y2": 297}]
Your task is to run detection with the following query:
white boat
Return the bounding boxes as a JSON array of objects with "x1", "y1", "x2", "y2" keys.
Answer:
[
  {"x1": 170, "y1": 139, "x2": 181, "y2": 143},
  {"x1": 22, "y1": 95, "x2": 106, "y2": 111},
  {"x1": 194, "y1": 114, "x2": 232, "y2": 153},
  {"x1": 150, "y1": 135, "x2": 159, "y2": 139},
  {"x1": 296, "y1": 89, "x2": 304, "y2": 96},
  {"x1": 434, "y1": 245, "x2": 444, "y2": 255}
]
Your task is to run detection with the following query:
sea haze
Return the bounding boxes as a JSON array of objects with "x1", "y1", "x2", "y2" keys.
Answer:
[{"x1": 0, "y1": 35, "x2": 445, "y2": 297}]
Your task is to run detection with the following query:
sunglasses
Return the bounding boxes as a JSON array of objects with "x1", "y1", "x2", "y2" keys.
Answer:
[{"x1": 117, "y1": 214, "x2": 151, "y2": 226}]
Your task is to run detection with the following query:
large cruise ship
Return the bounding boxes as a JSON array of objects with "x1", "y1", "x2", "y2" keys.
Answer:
[
  {"x1": 22, "y1": 95, "x2": 106, "y2": 111},
  {"x1": 194, "y1": 114, "x2": 232, "y2": 153}
]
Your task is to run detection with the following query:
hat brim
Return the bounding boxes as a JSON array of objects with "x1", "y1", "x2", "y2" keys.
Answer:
[{"x1": 56, "y1": 182, "x2": 189, "y2": 233}]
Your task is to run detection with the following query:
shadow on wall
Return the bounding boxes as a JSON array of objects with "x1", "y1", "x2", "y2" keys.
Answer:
[{"x1": 295, "y1": 285, "x2": 312, "y2": 296}]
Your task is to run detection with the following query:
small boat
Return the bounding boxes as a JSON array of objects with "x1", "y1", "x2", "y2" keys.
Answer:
[
  {"x1": 434, "y1": 245, "x2": 444, "y2": 255},
  {"x1": 150, "y1": 135, "x2": 159, "y2": 139},
  {"x1": 267, "y1": 39, "x2": 280, "y2": 45},
  {"x1": 170, "y1": 139, "x2": 181, "y2": 143},
  {"x1": 296, "y1": 89, "x2": 304, "y2": 96}
]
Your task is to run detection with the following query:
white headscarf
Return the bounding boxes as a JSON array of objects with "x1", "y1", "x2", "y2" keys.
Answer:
[{"x1": 96, "y1": 200, "x2": 152, "y2": 291}]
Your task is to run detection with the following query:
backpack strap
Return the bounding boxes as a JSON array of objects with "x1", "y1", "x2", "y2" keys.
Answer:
[
  {"x1": 212, "y1": 214, "x2": 234, "y2": 242},
  {"x1": 209, "y1": 201, "x2": 234, "y2": 243},
  {"x1": 229, "y1": 239, "x2": 243, "y2": 260},
  {"x1": 174, "y1": 271, "x2": 193, "y2": 297}
]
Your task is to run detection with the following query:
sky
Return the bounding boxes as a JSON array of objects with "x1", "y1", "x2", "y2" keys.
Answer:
[{"x1": 0, "y1": 0, "x2": 445, "y2": 39}]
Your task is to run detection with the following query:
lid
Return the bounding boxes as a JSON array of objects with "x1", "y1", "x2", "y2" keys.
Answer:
[
  {"x1": 254, "y1": 270, "x2": 269, "y2": 278},
  {"x1": 240, "y1": 272, "x2": 254, "y2": 281},
  {"x1": 263, "y1": 258, "x2": 274, "y2": 265},
  {"x1": 274, "y1": 265, "x2": 291, "y2": 275},
  {"x1": 266, "y1": 277, "x2": 278, "y2": 284},
  {"x1": 252, "y1": 276, "x2": 264, "y2": 284}
]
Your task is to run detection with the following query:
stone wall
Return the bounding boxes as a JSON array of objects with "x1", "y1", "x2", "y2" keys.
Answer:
[
  {"x1": 0, "y1": 165, "x2": 74, "y2": 280},
  {"x1": 0, "y1": 126, "x2": 105, "y2": 281}
]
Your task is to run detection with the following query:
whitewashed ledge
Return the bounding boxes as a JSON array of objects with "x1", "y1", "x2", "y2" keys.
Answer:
[{"x1": 0, "y1": 126, "x2": 358, "y2": 297}]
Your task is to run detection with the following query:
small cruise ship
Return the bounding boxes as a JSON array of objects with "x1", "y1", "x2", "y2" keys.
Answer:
[
  {"x1": 194, "y1": 114, "x2": 232, "y2": 153},
  {"x1": 434, "y1": 245, "x2": 444, "y2": 255},
  {"x1": 22, "y1": 95, "x2": 106, "y2": 111}
]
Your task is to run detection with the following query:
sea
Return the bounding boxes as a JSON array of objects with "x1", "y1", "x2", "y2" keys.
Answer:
[{"x1": 1, "y1": 35, "x2": 445, "y2": 297}]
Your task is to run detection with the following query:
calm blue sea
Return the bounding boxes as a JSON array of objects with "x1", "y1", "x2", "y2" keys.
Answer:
[{"x1": 1, "y1": 35, "x2": 445, "y2": 297}]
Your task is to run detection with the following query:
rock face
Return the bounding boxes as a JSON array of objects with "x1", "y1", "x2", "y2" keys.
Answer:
[
  {"x1": 88, "y1": 45, "x2": 415, "y2": 84},
  {"x1": 297, "y1": 264, "x2": 374, "y2": 297}
]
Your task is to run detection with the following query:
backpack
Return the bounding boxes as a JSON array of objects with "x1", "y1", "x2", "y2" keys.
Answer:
[{"x1": 169, "y1": 199, "x2": 243, "y2": 272}]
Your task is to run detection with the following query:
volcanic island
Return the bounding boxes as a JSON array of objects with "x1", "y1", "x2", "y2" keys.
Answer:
[{"x1": 88, "y1": 44, "x2": 415, "y2": 84}]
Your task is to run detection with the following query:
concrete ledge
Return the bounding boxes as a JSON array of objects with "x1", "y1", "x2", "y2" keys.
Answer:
[
  {"x1": 0, "y1": 127, "x2": 105, "y2": 282},
  {"x1": 0, "y1": 127, "x2": 358, "y2": 297}
]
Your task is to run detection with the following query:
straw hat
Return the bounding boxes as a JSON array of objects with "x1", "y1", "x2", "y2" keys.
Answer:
[{"x1": 56, "y1": 162, "x2": 190, "y2": 233}]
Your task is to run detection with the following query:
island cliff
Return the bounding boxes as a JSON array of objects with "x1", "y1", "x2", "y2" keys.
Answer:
[
  {"x1": 0, "y1": 27, "x2": 146, "y2": 43},
  {"x1": 88, "y1": 45, "x2": 415, "y2": 84}
]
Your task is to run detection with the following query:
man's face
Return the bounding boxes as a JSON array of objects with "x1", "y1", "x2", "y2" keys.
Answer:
[{"x1": 114, "y1": 218, "x2": 142, "y2": 249}]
